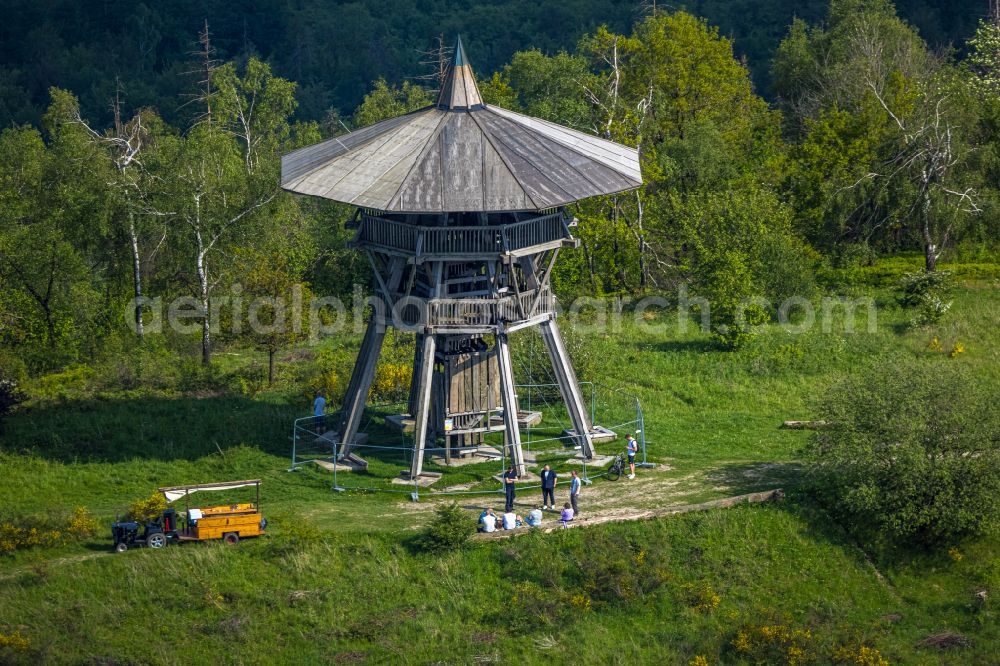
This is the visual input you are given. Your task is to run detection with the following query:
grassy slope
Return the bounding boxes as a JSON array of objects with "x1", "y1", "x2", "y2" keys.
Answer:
[
  {"x1": 1, "y1": 273, "x2": 998, "y2": 663},
  {"x1": 2, "y1": 504, "x2": 997, "y2": 664}
]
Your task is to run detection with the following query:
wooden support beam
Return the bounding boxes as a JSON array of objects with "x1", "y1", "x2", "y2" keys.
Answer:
[
  {"x1": 365, "y1": 250, "x2": 393, "y2": 304},
  {"x1": 409, "y1": 333, "x2": 437, "y2": 478},
  {"x1": 495, "y1": 332, "x2": 526, "y2": 476},
  {"x1": 387, "y1": 256, "x2": 406, "y2": 293},
  {"x1": 410, "y1": 263, "x2": 444, "y2": 479},
  {"x1": 407, "y1": 333, "x2": 424, "y2": 416},
  {"x1": 336, "y1": 316, "x2": 387, "y2": 458},
  {"x1": 540, "y1": 318, "x2": 594, "y2": 458},
  {"x1": 518, "y1": 255, "x2": 539, "y2": 290}
]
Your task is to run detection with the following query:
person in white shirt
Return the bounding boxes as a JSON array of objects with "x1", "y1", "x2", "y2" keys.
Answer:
[
  {"x1": 481, "y1": 511, "x2": 497, "y2": 533},
  {"x1": 502, "y1": 511, "x2": 522, "y2": 530},
  {"x1": 526, "y1": 508, "x2": 543, "y2": 527}
]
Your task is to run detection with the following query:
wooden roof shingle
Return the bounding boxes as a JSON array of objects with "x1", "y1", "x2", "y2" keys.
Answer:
[{"x1": 281, "y1": 38, "x2": 642, "y2": 213}]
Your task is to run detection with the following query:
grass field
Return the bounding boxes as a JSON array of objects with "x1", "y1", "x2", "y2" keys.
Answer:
[{"x1": 1, "y1": 267, "x2": 998, "y2": 664}]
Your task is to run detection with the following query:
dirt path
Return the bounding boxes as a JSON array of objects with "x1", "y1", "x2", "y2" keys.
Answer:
[
  {"x1": 388, "y1": 460, "x2": 793, "y2": 526},
  {"x1": 474, "y1": 488, "x2": 784, "y2": 539}
]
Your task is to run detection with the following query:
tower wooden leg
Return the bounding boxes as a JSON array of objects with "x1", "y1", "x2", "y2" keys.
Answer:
[
  {"x1": 336, "y1": 317, "x2": 387, "y2": 458},
  {"x1": 495, "y1": 333, "x2": 525, "y2": 476},
  {"x1": 539, "y1": 318, "x2": 595, "y2": 458},
  {"x1": 409, "y1": 333, "x2": 437, "y2": 478},
  {"x1": 407, "y1": 333, "x2": 424, "y2": 416}
]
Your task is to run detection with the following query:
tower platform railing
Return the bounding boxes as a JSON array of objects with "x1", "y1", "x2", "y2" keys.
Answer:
[
  {"x1": 354, "y1": 210, "x2": 571, "y2": 259},
  {"x1": 422, "y1": 285, "x2": 555, "y2": 328}
]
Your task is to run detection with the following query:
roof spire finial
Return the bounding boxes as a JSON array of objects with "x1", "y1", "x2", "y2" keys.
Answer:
[{"x1": 437, "y1": 35, "x2": 483, "y2": 110}]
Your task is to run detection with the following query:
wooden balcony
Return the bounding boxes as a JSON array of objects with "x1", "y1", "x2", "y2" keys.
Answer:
[
  {"x1": 391, "y1": 286, "x2": 555, "y2": 331},
  {"x1": 353, "y1": 211, "x2": 577, "y2": 261}
]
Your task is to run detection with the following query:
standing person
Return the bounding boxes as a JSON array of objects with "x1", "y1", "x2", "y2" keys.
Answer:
[
  {"x1": 313, "y1": 392, "x2": 327, "y2": 434},
  {"x1": 503, "y1": 465, "x2": 518, "y2": 512},
  {"x1": 625, "y1": 433, "x2": 638, "y2": 479},
  {"x1": 540, "y1": 464, "x2": 557, "y2": 509},
  {"x1": 569, "y1": 469, "x2": 581, "y2": 517}
]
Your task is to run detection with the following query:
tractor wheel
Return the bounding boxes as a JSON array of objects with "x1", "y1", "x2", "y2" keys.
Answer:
[
  {"x1": 223, "y1": 533, "x2": 240, "y2": 545},
  {"x1": 114, "y1": 542, "x2": 128, "y2": 553},
  {"x1": 147, "y1": 533, "x2": 167, "y2": 548}
]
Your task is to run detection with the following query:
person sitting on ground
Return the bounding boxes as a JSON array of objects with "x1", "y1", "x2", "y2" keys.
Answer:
[
  {"x1": 526, "y1": 507, "x2": 543, "y2": 527},
  {"x1": 502, "y1": 510, "x2": 523, "y2": 530},
  {"x1": 559, "y1": 502, "x2": 575, "y2": 528},
  {"x1": 479, "y1": 508, "x2": 497, "y2": 533}
]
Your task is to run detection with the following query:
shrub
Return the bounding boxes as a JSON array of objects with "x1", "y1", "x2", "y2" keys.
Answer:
[
  {"x1": 127, "y1": 492, "x2": 168, "y2": 523},
  {"x1": 683, "y1": 581, "x2": 721, "y2": 612},
  {"x1": 413, "y1": 503, "x2": 474, "y2": 553},
  {"x1": 701, "y1": 251, "x2": 771, "y2": 350},
  {"x1": 898, "y1": 270, "x2": 953, "y2": 326},
  {"x1": 731, "y1": 619, "x2": 813, "y2": 665},
  {"x1": 808, "y1": 361, "x2": 1000, "y2": 545},
  {"x1": 712, "y1": 300, "x2": 770, "y2": 350},
  {"x1": 65, "y1": 506, "x2": 99, "y2": 538},
  {"x1": 0, "y1": 521, "x2": 61, "y2": 555},
  {"x1": 0, "y1": 379, "x2": 26, "y2": 431},
  {"x1": 831, "y1": 644, "x2": 890, "y2": 665},
  {"x1": 0, "y1": 507, "x2": 100, "y2": 555},
  {"x1": 0, "y1": 630, "x2": 30, "y2": 651},
  {"x1": 29, "y1": 364, "x2": 96, "y2": 401},
  {"x1": 0, "y1": 351, "x2": 28, "y2": 384},
  {"x1": 369, "y1": 362, "x2": 411, "y2": 402}
]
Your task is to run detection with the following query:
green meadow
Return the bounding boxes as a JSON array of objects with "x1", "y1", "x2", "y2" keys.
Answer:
[{"x1": 2, "y1": 262, "x2": 998, "y2": 664}]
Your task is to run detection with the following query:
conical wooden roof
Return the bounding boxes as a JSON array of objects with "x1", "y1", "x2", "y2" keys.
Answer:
[
  {"x1": 281, "y1": 39, "x2": 642, "y2": 213},
  {"x1": 437, "y1": 36, "x2": 483, "y2": 110}
]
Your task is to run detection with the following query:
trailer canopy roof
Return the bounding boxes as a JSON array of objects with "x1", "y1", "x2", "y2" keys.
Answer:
[{"x1": 158, "y1": 480, "x2": 261, "y2": 503}]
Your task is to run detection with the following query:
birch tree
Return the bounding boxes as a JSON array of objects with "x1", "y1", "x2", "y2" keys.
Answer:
[
  {"x1": 213, "y1": 58, "x2": 297, "y2": 173},
  {"x1": 158, "y1": 62, "x2": 297, "y2": 365},
  {"x1": 46, "y1": 88, "x2": 172, "y2": 338},
  {"x1": 160, "y1": 125, "x2": 278, "y2": 365}
]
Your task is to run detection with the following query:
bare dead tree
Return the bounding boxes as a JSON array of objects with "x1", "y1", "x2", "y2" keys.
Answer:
[
  {"x1": 862, "y1": 77, "x2": 980, "y2": 271},
  {"x1": 414, "y1": 34, "x2": 452, "y2": 93},
  {"x1": 181, "y1": 20, "x2": 220, "y2": 126},
  {"x1": 637, "y1": 0, "x2": 675, "y2": 18},
  {"x1": 580, "y1": 37, "x2": 663, "y2": 290}
]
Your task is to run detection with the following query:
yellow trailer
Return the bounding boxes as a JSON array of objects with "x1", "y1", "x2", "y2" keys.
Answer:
[{"x1": 158, "y1": 480, "x2": 266, "y2": 545}]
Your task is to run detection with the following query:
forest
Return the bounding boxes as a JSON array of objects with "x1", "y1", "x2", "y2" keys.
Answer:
[
  {"x1": 0, "y1": 0, "x2": 990, "y2": 128},
  {"x1": 2, "y1": 0, "x2": 1000, "y2": 374}
]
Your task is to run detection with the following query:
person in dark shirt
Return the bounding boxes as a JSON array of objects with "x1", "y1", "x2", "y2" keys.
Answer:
[
  {"x1": 540, "y1": 464, "x2": 557, "y2": 509},
  {"x1": 503, "y1": 465, "x2": 518, "y2": 512}
]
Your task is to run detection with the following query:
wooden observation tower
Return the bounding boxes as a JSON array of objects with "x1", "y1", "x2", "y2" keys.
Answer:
[{"x1": 281, "y1": 38, "x2": 641, "y2": 481}]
